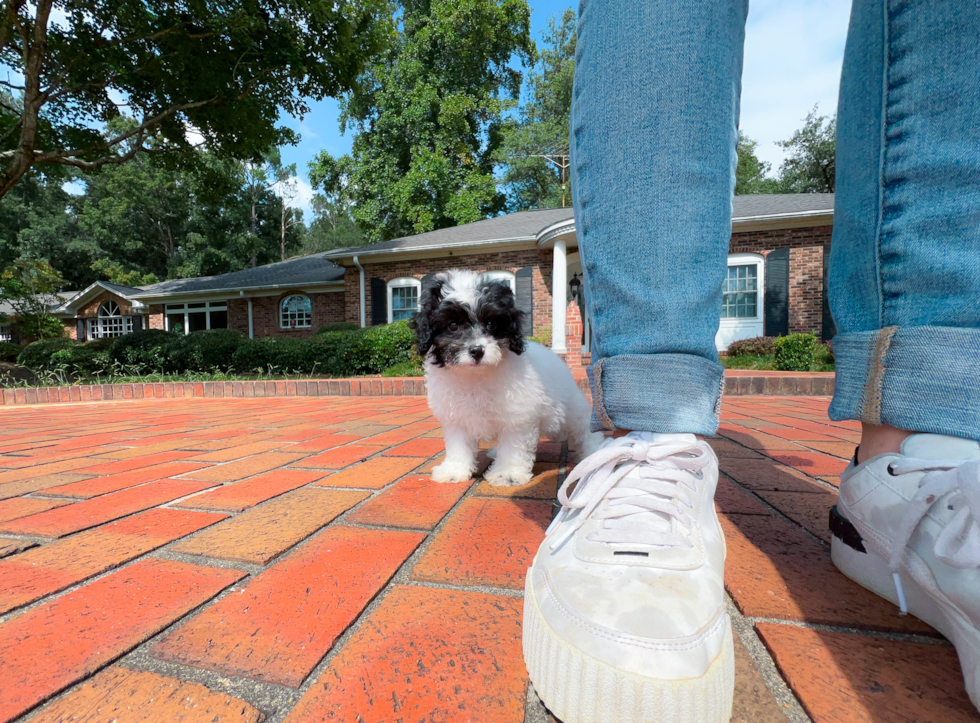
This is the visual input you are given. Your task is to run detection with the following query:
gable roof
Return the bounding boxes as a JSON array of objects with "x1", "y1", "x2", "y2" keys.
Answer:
[
  {"x1": 324, "y1": 193, "x2": 835, "y2": 261},
  {"x1": 52, "y1": 282, "x2": 144, "y2": 316},
  {"x1": 131, "y1": 253, "x2": 345, "y2": 300}
]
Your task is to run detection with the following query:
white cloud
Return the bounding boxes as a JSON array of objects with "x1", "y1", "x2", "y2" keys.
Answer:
[{"x1": 740, "y1": 0, "x2": 850, "y2": 170}]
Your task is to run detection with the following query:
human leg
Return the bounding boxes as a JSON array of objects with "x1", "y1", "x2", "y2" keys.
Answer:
[
  {"x1": 523, "y1": 1, "x2": 748, "y2": 720},
  {"x1": 829, "y1": 0, "x2": 980, "y2": 708}
]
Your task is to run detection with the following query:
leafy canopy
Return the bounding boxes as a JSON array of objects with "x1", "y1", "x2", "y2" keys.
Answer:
[
  {"x1": 495, "y1": 8, "x2": 576, "y2": 211},
  {"x1": 0, "y1": 0, "x2": 393, "y2": 198},
  {"x1": 0, "y1": 258, "x2": 64, "y2": 340},
  {"x1": 339, "y1": 0, "x2": 535, "y2": 241}
]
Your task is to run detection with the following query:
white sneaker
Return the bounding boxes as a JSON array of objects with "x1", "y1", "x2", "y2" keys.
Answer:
[
  {"x1": 831, "y1": 433, "x2": 980, "y2": 711},
  {"x1": 523, "y1": 432, "x2": 734, "y2": 723}
]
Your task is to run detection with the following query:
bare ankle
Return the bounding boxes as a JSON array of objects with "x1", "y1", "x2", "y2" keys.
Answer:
[{"x1": 857, "y1": 423, "x2": 915, "y2": 464}]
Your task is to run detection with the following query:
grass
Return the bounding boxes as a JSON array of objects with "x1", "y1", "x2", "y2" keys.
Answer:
[{"x1": 720, "y1": 346, "x2": 835, "y2": 373}]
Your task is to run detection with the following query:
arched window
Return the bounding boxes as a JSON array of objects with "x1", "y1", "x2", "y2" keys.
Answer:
[
  {"x1": 281, "y1": 294, "x2": 312, "y2": 329},
  {"x1": 483, "y1": 270, "x2": 516, "y2": 292},
  {"x1": 89, "y1": 300, "x2": 133, "y2": 339},
  {"x1": 387, "y1": 277, "x2": 421, "y2": 323}
]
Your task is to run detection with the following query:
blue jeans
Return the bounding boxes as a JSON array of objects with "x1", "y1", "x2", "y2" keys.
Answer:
[{"x1": 573, "y1": 0, "x2": 980, "y2": 439}]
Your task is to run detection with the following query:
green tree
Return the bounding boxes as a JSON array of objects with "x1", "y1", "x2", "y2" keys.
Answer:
[
  {"x1": 89, "y1": 260, "x2": 158, "y2": 287},
  {"x1": 339, "y1": 0, "x2": 535, "y2": 241},
  {"x1": 774, "y1": 107, "x2": 836, "y2": 193},
  {"x1": 0, "y1": 0, "x2": 392, "y2": 198},
  {"x1": 735, "y1": 132, "x2": 780, "y2": 195},
  {"x1": 304, "y1": 150, "x2": 364, "y2": 253},
  {"x1": 496, "y1": 8, "x2": 576, "y2": 211},
  {"x1": 0, "y1": 258, "x2": 64, "y2": 340}
]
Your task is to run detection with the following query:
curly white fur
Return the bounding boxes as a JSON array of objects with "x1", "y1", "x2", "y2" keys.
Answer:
[{"x1": 426, "y1": 341, "x2": 602, "y2": 486}]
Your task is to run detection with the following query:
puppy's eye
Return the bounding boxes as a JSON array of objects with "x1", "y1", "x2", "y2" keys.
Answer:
[
  {"x1": 448, "y1": 322, "x2": 459, "y2": 332},
  {"x1": 485, "y1": 321, "x2": 496, "y2": 332}
]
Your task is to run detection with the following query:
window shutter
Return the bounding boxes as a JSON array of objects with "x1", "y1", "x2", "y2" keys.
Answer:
[
  {"x1": 76, "y1": 319, "x2": 86, "y2": 342},
  {"x1": 131, "y1": 315, "x2": 143, "y2": 333},
  {"x1": 821, "y1": 244, "x2": 836, "y2": 341},
  {"x1": 764, "y1": 248, "x2": 789, "y2": 337},
  {"x1": 515, "y1": 266, "x2": 534, "y2": 336},
  {"x1": 370, "y1": 277, "x2": 387, "y2": 325}
]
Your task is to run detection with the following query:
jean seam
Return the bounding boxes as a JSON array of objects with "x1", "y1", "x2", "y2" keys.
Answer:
[
  {"x1": 874, "y1": 0, "x2": 890, "y2": 329},
  {"x1": 591, "y1": 358, "x2": 614, "y2": 431},
  {"x1": 862, "y1": 325, "x2": 897, "y2": 424}
]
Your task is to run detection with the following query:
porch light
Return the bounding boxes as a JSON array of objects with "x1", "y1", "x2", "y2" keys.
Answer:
[{"x1": 569, "y1": 273, "x2": 582, "y2": 301}]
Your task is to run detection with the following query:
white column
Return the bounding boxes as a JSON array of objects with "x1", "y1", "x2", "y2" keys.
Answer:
[
  {"x1": 551, "y1": 239, "x2": 567, "y2": 354},
  {"x1": 247, "y1": 298, "x2": 254, "y2": 339}
]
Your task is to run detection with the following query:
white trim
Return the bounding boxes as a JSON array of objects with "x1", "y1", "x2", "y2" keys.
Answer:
[
  {"x1": 716, "y1": 253, "x2": 765, "y2": 352},
  {"x1": 353, "y1": 255, "x2": 366, "y2": 328},
  {"x1": 551, "y1": 239, "x2": 568, "y2": 354},
  {"x1": 0, "y1": 322, "x2": 12, "y2": 343},
  {"x1": 165, "y1": 301, "x2": 229, "y2": 335},
  {"x1": 387, "y1": 277, "x2": 421, "y2": 324},
  {"x1": 132, "y1": 281, "x2": 343, "y2": 304},
  {"x1": 53, "y1": 281, "x2": 145, "y2": 315},
  {"x1": 483, "y1": 270, "x2": 515, "y2": 292}
]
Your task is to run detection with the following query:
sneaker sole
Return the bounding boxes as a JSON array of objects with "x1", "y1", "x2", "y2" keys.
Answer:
[
  {"x1": 830, "y1": 506, "x2": 980, "y2": 709},
  {"x1": 522, "y1": 575, "x2": 735, "y2": 723}
]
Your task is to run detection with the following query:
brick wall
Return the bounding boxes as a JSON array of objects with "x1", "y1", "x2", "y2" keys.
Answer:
[
  {"x1": 228, "y1": 291, "x2": 345, "y2": 339},
  {"x1": 63, "y1": 293, "x2": 164, "y2": 340},
  {"x1": 344, "y1": 250, "x2": 554, "y2": 337},
  {"x1": 728, "y1": 225, "x2": 832, "y2": 335}
]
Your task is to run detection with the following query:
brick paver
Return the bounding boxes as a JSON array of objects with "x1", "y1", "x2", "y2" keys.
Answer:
[{"x1": 0, "y1": 394, "x2": 975, "y2": 723}]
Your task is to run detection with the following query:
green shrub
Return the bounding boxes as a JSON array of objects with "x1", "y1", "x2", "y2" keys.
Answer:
[
  {"x1": 16, "y1": 337, "x2": 75, "y2": 369},
  {"x1": 727, "y1": 336, "x2": 776, "y2": 357},
  {"x1": 0, "y1": 342, "x2": 21, "y2": 363},
  {"x1": 231, "y1": 336, "x2": 311, "y2": 373},
  {"x1": 774, "y1": 333, "x2": 817, "y2": 371},
  {"x1": 183, "y1": 329, "x2": 244, "y2": 371},
  {"x1": 81, "y1": 337, "x2": 115, "y2": 351},
  {"x1": 109, "y1": 330, "x2": 188, "y2": 373},
  {"x1": 49, "y1": 346, "x2": 112, "y2": 376},
  {"x1": 315, "y1": 322, "x2": 358, "y2": 334}
]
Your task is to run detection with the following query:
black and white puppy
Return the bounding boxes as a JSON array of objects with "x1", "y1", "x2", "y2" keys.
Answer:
[{"x1": 414, "y1": 269, "x2": 601, "y2": 486}]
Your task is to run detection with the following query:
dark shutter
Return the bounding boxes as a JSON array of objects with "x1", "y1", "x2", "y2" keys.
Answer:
[
  {"x1": 131, "y1": 315, "x2": 143, "y2": 333},
  {"x1": 370, "y1": 277, "x2": 387, "y2": 326},
  {"x1": 764, "y1": 248, "x2": 789, "y2": 337},
  {"x1": 822, "y1": 244, "x2": 837, "y2": 341},
  {"x1": 421, "y1": 273, "x2": 438, "y2": 296},
  {"x1": 11, "y1": 324, "x2": 20, "y2": 345},
  {"x1": 515, "y1": 266, "x2": 534, "y2": 336},
  {"x1": 76, "y1": 319, "x2": 86, "y2": 342}
]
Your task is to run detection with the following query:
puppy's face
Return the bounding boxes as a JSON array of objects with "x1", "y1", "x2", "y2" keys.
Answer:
[{"x1": 413, "y1": 270, "x2": 526, "y2": 370}]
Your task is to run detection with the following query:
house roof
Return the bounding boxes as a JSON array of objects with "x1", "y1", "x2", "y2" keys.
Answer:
[
  {"x1": 52, "y1": 282, "x2": 143, "y2": 316},
  {"x1": 324, "y1": 193, "x2": 836, "y2": 260},
  {"x1": 131, "y1": 253, "x2": 345, "y2": 300},
  {"x1": 1, "y1": 292, "x2": 76, "y2": 319}
]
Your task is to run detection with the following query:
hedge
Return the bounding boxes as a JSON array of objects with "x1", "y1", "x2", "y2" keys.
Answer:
[
  {"x1": 726, "y1": 336, "x2": 776, "y2": 358},
  {"x1": 774, "y1": 333, "x2": 817, "y2": 371},
  {"x1": 0, "y1": 342, "x2": 21, "y2": 363},
  {"x1": 16, "y1": 322, "x2": 417, "y2": 379}
]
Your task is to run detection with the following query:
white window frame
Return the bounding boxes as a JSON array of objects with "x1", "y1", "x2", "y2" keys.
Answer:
[
  {"x1": 88, "y1": 300, "x2": 134, "y2": 339},
  {"x1": 165, "y1": 301, "x2": 229, "y2": 335},
  {"x1": 720, "y1": 253, "x2": 764, "y2": 322},
  {"x1": 483, "y1": 270, "x2": 516, "y2": 292},
  {"x1": 0, "y1": 322, "x2": 11, "y2": 342},
  {"x1": 387, "y1": 277, "x2": 421, "y2": 324},
  {"x1": 280, "y1": 294, "x2": 312, "y2": 329}
]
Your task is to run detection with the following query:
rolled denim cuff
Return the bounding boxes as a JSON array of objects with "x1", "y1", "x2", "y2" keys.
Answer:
[
  {"x1": 830, "y1": 326, "x2": 980, "y2": 439},
  {"x1": 588, "y1": 353, "x2": 725, "y2": 436}
]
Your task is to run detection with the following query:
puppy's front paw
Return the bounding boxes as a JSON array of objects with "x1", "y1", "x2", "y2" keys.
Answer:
[
  {"x1": 484, "y1": 464, "x2": 534, "y2": 487},
  {"x1": 431, "y1": 461, "x2": 474, "y2": 484}
]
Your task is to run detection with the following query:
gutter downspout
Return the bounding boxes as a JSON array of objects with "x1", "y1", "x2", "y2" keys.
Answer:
[
  {"x1": 240, "y1": 290, "x2": 254, "y2": 339},
  {"x1": 353, "y1": 255, "x2": 366, "y2": 328}
]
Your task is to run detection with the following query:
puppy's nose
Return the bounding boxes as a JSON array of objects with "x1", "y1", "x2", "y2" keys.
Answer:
[{"x1": 469, "y1": 345, "x2": 485, "y2": 361}]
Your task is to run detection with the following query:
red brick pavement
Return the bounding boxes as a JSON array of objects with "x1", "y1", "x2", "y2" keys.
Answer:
[{"x1": 0, "y1": 395, "x2": 975, "y2": 723}]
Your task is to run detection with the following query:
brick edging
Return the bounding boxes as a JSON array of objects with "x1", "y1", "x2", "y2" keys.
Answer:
[
  {"x1": 0, "y1": 377, "x2": 428, "y2": 406},
  {"x1": 0, "y1": 371, "x2": 835, "y2": 407}
]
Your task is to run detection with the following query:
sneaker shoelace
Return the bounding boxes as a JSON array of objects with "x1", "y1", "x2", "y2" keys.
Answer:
[
  {"x1": 888, "y1": 458, "x2": 980, "y2": 613},
  {"x1": 549, "y1": 436, "x2": 710, "y2": 551}
]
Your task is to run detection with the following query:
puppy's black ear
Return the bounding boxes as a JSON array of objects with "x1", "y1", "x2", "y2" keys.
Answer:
[
  {"x1": 506, "y1": 304, "x2": 526, "y2": 355},
  {"x1": 411, "y1": 277, "x2": 444, "y2": 358}
]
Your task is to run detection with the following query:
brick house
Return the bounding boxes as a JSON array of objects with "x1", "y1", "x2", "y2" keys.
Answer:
[
  {"x1": 323, "y1": 193, "x2": 836, "y2": 354},
  {"x1": 37, "y1": 193, "x2": 834, "y2": 352}
]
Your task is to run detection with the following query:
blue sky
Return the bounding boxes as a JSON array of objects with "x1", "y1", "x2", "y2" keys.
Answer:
[{"x1": 278, "y1": 0, "x2": 853, "y2": 216}]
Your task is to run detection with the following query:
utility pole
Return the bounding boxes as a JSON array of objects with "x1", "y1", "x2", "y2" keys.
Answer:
[{"x1": 530, "y1": 153, "x2": 570, "y2": 207}]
